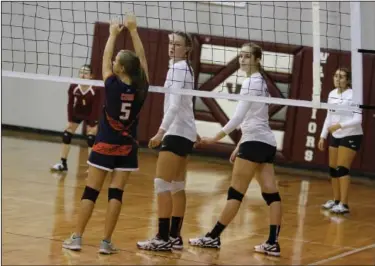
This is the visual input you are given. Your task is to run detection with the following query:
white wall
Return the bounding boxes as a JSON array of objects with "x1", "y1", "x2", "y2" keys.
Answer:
[{"x1": 2, "y1": 76, "x2": 83, "y2": 134}]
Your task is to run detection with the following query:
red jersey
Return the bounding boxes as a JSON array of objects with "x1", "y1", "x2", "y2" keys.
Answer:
[{"x1": 67, "y1": 84, "x2": 104, "y2": 123}]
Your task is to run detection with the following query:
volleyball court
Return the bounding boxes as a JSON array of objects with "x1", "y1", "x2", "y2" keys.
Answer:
[{"x1": 2, "y1": 1, "x2": 375, "y2": 265}]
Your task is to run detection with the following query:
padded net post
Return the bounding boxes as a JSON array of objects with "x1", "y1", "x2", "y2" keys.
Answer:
[{"x1": 350, "y1": 2, "x2": 363, "y2": 106}]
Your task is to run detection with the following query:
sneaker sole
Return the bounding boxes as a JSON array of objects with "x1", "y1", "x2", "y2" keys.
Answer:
[
  {"x1": 99, "y1": 249, "x2": 117, "y2": 255},
  {"x1": 172, "y1": 244, "x2": 183, "y2": 250},
  {"x1": 62, "y1": 245, "x2": 81, "y2": 251},
  {"x1": 136, "y1": 244, "x2": 172, "y2": 252},
  {"x1": 254, "y1": 248, "x2": 280, "y2": 257},
  {"x1": 188, "y1": 242, "x2": 220, "y2": 249}
]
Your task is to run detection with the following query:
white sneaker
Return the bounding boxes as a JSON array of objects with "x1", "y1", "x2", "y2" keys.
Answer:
[
  {"x1": 188, "y1": 234, "x2": 221, "y2": 248},
  {"x1": 254, "y1": 242, "x2": 281, "y2": 257},
  {"x1": 330, "y1": 203, "x2": 350, "y2": 214},
  {"x1": 62, "y1": 234, "x2": 82, "y2": 251},
  {"x1": 51, "y1": 162, "x2": 68, "y2": 172},
  {"x1": 137, "y1": 236, "x2": 172, "y2": 251},
  {"x1": 321, "y1": 200, "x2": 337, "y2": 210}
]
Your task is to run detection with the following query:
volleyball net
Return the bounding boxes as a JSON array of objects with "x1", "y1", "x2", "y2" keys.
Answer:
[{"x1": 2, "y1": 2, "x2": 375, "y2": 159}]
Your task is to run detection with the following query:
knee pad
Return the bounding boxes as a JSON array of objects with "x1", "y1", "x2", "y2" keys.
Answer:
[
  {"x1": 81, "y1": 186, "x2": 100, "y2": 203},
  {"x1": 87, "y1": 134, "x2": 95, "y2": 147},
  {"x1": 329, "y1": 167, "x2": 338, "y2": 178},
  {"x1": 171, "y1": 181, "x2": 185, "y2": 194},
  {"x1": 336, "y1": 166, "x2": 349, "y2": 177},
  {"x1": 227, "y1": 186, "x2": 244, "y2": 202},
  {"x1": 108, "y1": 188, "x2": 124, "y2": 203},
  {"x1": 154, "y1": 178, "x2": 172, "y2": 194},
  {"x1": 62, "y1": 130, "x2": 73, "y2": 144},
  {"x1": 262, "y1": 192, "x2": 281, "y2": 206}
]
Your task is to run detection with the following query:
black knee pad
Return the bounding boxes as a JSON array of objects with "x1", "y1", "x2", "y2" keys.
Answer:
[
  {"x1": 329, "y1": 167, "x2": 338, "y2": 178},
  {"x1": 336, "y1": 166, "x2": 349, "y2": 177},
  {"x1": 81, "y1": 186, "x2": 100, "y2": 203},
  {"x1": 227, "y1": 186, "x2": 244, "y2": 202},
  {"x1": 87, "y1": 134, "x2": 95, "y2": 147},
  {"x1": 262, "y1": 192, "x2": 281, "y2": 206},
  {"x1": 62, "y1": 131, "x2": 73, "y2": 144},
  {"x1": 108, "y1": 188, "x2": 124, "y2": 203}
]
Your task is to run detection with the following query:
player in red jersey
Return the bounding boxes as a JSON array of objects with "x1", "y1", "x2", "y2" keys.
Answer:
[
  {"x1": 63, "y1": 14, "x2": 149, "y2": 254},
  {"x1": 51, "y1": 64, "x2": 104, "y2": 172}
]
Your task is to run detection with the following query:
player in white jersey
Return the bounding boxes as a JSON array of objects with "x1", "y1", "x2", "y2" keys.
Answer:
[
  {"x1": 318, "y1": 68, "x2": 363, "y2": 214},
  {"x1": 188, "y1": 43, "x2": 281, "y2": 257},
  {"x1": 137, "y1": 31, "x2": 197, "y2": 251}
]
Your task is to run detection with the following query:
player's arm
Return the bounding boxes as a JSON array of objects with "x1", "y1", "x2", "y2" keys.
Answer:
[
  {"x1": 102, "y1": 19, "x2": 124, "y2": 81},
  {"x1": 340, "y1": 111, "x2": 362, "y2": 129},
  {"x1": 157, "y1": 68, "x2": 188, "y2": 135},
  {"x1": 125, "y1": 14, "x2": 149, "y2": 83},
  {"x1": 211, "y1": 79, "x2": 256, "y2": 142}
]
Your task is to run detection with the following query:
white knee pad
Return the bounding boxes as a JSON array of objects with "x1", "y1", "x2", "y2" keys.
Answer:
[
  {"x1": 171, "y1": 181, "x2": 185, "y2": 194},
  {"x1": 154, "y1": 178, "x2": 172, "y2": 194}
]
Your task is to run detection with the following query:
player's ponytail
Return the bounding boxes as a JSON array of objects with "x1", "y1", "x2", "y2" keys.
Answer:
[{"x1": 119, "y1": 50, "x2": 148, "y2": 100}]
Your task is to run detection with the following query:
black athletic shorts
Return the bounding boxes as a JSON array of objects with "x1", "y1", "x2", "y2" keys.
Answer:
[
  {"x1": 70, "y1": 116, "x2": 98, "y2": 127},
  {"x1": 329, "y1": 134, "x2": 363, "y2": 151},
  {"x1": 160, "y1": 135, "x2": 194, "y2": 157},
  {"x1": 237, "y1": 141, "x2": 277, "y2": 164}
]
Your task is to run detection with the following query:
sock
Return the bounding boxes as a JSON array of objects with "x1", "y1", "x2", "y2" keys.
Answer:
[
  {"x1": 267, "y1": 225, "x2": 280, "y2": 244},
  {"x1": 170, "y1": 216, "x2": 184, "y2": 238},
  {"x1": 334, "y1": 200, "x2": 340, "y2": 205},
  {"x1": 61, "y1": 158, "x2": 67, "y2": 167},
  {"x1": 158, "y1": 218, "x2": 170, "y2": 242},
  {"x1": 208, "y1": 221, "x2": 226, "y2": 239}
]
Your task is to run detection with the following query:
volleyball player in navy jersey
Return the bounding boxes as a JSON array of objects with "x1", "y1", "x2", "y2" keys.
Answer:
[{"x1": 63, "y1": 14, "x2": 149, "y2": 254}]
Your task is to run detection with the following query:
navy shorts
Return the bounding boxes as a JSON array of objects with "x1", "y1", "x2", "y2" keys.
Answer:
[
  {"x1": 329, "y1": 134, "x2": 363, "y2": 151},
  {"x1": 160, "y1": 135, "x2": 195, "y2": 157},
  {"x1": 237, "y1": 141, "x2": 277, "y2": 164},
  {"x1": 87, "y1": 143, "x2": 138, "y2": 172}
]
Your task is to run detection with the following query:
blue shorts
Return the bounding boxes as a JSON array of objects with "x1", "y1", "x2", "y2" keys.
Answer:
[{"x1": 87, "y1": 144, "x2": 138, "y2": 172}]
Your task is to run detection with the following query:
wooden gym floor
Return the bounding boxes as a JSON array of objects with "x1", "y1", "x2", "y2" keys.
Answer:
[{"x1": 2, "y1": 130, "x2": 375, "y2": 265}]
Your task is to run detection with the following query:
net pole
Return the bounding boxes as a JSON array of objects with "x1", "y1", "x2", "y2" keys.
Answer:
[
  {"x1": 311, "y1": 2, "x2": 321, "y2": 109},
  {"x1": 350, "y1": 2, "x2": 363, "y2": 106}
]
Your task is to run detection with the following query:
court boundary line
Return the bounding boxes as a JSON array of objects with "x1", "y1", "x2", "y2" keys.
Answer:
[{"x1": 308, "y1": 243, "x2": 375, "y2": 265}]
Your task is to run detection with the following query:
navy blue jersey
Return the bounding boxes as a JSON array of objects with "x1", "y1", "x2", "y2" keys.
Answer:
[{"x1": 92, "y1": 75, "x2": 148, "y2": 156}]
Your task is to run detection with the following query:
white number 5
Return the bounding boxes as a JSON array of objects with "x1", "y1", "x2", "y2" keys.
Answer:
[{"x1": 120, "y1": 102, "x2": 131, "y2": 120}]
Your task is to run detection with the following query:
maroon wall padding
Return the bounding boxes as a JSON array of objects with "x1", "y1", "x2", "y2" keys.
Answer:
[
  {"x1": 285, "y1": 47, "x2": 375, "y2": 173},
  {"x1": 359, "y1": 55, "x2": 375, "y2": 172},
  {"x1": 91, "y1": 22, "x2": 375, "y2": 175}
]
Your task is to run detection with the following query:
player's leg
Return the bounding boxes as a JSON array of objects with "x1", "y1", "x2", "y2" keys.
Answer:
[
  {"x1": 62, "y1": 165, "x2": 109, "y2": 251},
  {"x1": 99, "y1": 170, "x2": 131, "y2": 254},
  {"x1": 137, "y1": 135, "x2": 192, "y2": 251},
  {"x1": 253, "y1": 163, "x2": 281, "y2": 257},
  {"x1": 322, "y1": 136, "x2": 340, "y2": 210},
  {"x1": 63, "y1": 149, "x2": 115, "y2": 251},
  {"x1": 99, "y1": 144, "x2": 138, "y2": 254},
  {"x1": 51, "y1": 121, "x2": 80, "y2": 171},
  {"x1": 331, "y1": 135, "x2": 362, "y2": 214},
  {"x1": 188, "y1": 156, "x2": 259, "y2": 248},
  {"x1": 189, "y1": 142, "x2": 270, "y2": 249},
  {"x1": 169, "y1": 157, "x2": 188, "y2": 249}
]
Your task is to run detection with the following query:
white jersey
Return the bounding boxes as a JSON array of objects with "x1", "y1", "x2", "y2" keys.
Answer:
[
  {"x1": 320, "y1": 88, "x2": 363, "y2": 139},
  {"x1": 222, "y1": 72, "x2": 276, "y2": 147},
  {"x1": 159, "y1": 60, "x2": 197, "y2": 142}
]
